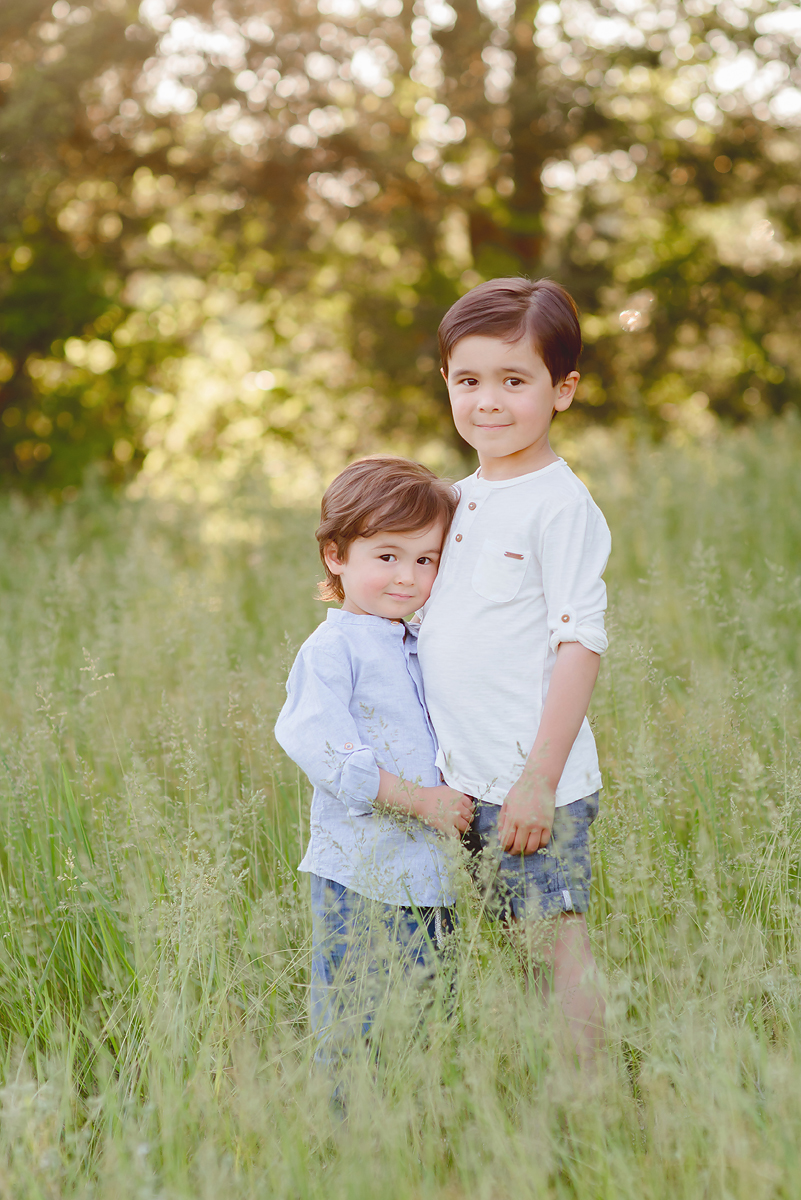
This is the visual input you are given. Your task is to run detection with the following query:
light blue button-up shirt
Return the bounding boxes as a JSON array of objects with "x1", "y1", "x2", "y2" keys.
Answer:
[{"x1": 274, "y1": 608, "x2": 457, "y2": 906}]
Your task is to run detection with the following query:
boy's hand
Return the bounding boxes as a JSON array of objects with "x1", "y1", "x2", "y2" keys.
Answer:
[
  {"x1": 416, "y1": 786, "x2": 474, "y2": 838},
  {"x1": 497, "y1": 776, "x2": 555, "y2": 856}
]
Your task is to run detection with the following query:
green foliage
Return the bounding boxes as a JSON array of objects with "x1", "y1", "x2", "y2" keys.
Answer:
[
  {"x1": 0, "y1": 422, "x2": 800, "y2": 1192},
  {"x1": 1, "y1": 0, "x2": 800, "y2": 492},
  {"x1": 0, "y1": 0, "x2": 161, "y2": 488}
]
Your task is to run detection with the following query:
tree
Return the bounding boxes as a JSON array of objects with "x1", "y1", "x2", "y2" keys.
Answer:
[{"x1": 1, "y1": 0, "x2": 800, "y2": 494}]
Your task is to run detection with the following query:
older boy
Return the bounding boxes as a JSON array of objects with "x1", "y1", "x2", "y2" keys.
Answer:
[{"x1": 417, "y1": 278, "x2": 611, "y2": 1067}]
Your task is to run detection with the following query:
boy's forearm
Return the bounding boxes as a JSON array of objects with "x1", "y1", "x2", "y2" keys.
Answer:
[
  {"x1": 498, "y1": 642, "x2": 601, "y2": 854},
  {"x1": 525, "y1": 642, "x2": 600, "y2": 791},
  {"x1": 376, "y1": 769, "x2": 473, "y2": 837},
  {"x1": 376, "y1": 768, "x2": 421, "y2": 815}
]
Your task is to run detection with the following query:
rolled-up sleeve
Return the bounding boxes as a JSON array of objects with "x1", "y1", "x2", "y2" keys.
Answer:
[
  {"x1": 539, "y1": 498, "x2": 611, "y2": 655},
  {"x1": 274, "y1": 645, "x2": 379, "y2": 816}
]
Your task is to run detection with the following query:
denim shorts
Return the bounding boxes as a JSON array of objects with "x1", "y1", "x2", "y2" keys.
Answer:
[
  {"x1": 309, "y1": 874, "x2": 456, "y2": 1062},
  {"x1": 461, "y1": 792, "x2": 599, "y2": 921}
]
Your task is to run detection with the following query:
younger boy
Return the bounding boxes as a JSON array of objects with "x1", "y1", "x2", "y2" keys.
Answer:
[
  {"x1": 275, "y1": 457, "x2": 473, "y2": 1079},
  {"x1": 417, "y1": 278, "x2": 611, "y2": 1067}
]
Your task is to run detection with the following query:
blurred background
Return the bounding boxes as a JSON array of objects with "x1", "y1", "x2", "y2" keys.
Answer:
[{"x1": 1, "y1": 0, "x2": 800, "y2": 504}]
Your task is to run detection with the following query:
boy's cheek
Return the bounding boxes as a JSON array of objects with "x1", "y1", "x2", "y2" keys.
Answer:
[
  {"x1": 455, "y1": 424, "x2": 479, "y2": 450},
  {"x1": 449, "y1": 404, "x2": 474, "y2": 440},
  {"x1": 415, "y1": 571, "x2": 435, "y2": 604},
  {"x1": 447, "y1": 390, "x2": 465, "y2": 420}
]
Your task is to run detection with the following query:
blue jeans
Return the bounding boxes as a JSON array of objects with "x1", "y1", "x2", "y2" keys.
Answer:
[{"x1": 309, "y1": 874, "x2": 456, "y2": 1074}]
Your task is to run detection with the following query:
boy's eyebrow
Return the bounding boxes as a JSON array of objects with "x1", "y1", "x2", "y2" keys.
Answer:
[
  {"x1": 374, "y1": 540, "x2": 442, "y2": 555},
  {"x1": 450, "y1": 363, "x2": 533, "y2": 378}
]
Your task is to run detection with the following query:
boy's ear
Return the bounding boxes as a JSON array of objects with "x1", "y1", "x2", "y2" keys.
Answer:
[
  {"x1": 440, "y1": 366, "x2": 448, "y2": 383},
  {"x1": 323, "y1": 541, "x2": 346, "y2": 575},
  {"x1": 553, "y1": 371, "x2": 580, "y2": 414}
]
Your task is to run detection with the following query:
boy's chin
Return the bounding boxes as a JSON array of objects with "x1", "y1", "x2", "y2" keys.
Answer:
[
  {"x1": 343, "y1": 598, "x2": 418, "y2": 620},
  {"x1": 377, "y1": 600, "x2": 419, "y2": 620}
]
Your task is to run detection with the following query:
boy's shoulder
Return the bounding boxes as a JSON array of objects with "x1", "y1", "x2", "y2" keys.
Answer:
[
  {"x1": 294, "y1": 611, "x2": 401, "y2": 664},
  {"x1": 459, "y1": 460, "x2": 605, "y2": 518},
  {"x1": 285, "y1": 615, "x2": 358, "y2": 690},
  {"x1": 542, "y1": 460, "x2": 604, "y2": 513},
  {"x1": 296, "y1": 612, "x2": 353, "y2": 661}
]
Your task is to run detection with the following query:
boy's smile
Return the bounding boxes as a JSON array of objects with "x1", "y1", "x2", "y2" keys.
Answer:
[
  {"x1": 443, "y1": 334, "x2": 579, "y2": 480},
  {"x1": 324, "y1": 522, "x2": 445, "y2": 620}
]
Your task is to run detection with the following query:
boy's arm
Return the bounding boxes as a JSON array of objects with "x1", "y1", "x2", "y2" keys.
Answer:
[
  {"x1": 497, "y1": 642, "x2": 600, "y2": 856},
  {"x1": 274, "y1": 645, "x2": 380, "y2": 817},
  {"x1": 376, "y1": 770, "x2": 473, "y2": 838},
  {"x1": 497, "y1": 494, "x2": 611, "y2": 855},
  {"x1": 274, "y1": 641, "x2": 472, "y2": 836}
]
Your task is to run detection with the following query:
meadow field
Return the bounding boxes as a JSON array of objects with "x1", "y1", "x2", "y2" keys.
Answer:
[{"x1": 1, "y1": 419, "x2": 800, "y2": 1199}]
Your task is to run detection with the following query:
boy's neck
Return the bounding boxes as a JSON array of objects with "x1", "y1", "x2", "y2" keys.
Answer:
[{"x1": 477, "y1": 438, "x2": 560, "y2": 481}]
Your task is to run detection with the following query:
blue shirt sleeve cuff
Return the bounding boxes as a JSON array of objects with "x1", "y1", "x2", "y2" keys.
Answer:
[{"x1": 338, "y1": 747, "x2": 380, "y2": 816}]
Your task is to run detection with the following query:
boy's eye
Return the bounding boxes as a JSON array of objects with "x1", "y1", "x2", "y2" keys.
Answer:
[
  {"x1": 378, "y1": 554, "x2": 396, "y2": 562},
  {"x1": 416, "y1": 556, "x2": 434, "y2": 566},
  {"x1": 505, "y1": 377, "x2": 524, "y2": 387}
]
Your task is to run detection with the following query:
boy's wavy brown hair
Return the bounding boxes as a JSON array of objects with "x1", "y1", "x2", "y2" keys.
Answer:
[
  {"x1": 316, "y1": 457, "x2": 458, "y2": 603},
  {"x1": 438, "y1": 276, "x2": 581, "y2": 385}
]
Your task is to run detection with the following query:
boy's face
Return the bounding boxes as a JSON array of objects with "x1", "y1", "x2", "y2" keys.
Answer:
[
  {"x1": 324, "y1": 521, "x2": 446, "y2": 620},
  {"x1": 443, "y1": 334, "x2": 579, "y2": 479}
]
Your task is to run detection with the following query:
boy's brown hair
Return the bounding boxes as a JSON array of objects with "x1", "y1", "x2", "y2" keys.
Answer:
[
  {"x1": 316, "y1": 456, "x2": 458, "y2": 602},
  {"x1": 438, "y1": 277, "x2": 581, "y2": 385}
]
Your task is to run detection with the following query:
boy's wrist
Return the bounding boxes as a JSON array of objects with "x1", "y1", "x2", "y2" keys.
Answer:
[
  {"x1": 410, "y1": 785, "x2": 435, "y2": 820},
  {"x1": 377, "y1": 770, "x2": 435, "y2": 819},
  {"x1": 515, "y1": 765, "x2": 557, "y2": 802}
]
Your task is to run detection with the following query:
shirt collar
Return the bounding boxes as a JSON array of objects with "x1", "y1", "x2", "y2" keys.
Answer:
[
  {"x1": 325, "y1": 608, "x2": 417, "y2": 638},
  {"x1": 469, "y1": 458, "x2": 565, "y2": 489}
]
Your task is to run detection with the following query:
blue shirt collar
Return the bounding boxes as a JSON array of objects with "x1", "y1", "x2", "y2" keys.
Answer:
[{"x1": 325, "y1": 608, "x2": 419, "y2": 639}]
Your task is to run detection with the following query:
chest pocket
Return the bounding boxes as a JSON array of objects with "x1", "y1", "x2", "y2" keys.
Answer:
[{"x1": 471, "y1": 541, "x2": 530, "y2": 604}]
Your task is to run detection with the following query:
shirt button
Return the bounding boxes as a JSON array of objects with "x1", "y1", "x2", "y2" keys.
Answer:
[
  {"x1": 343, "y1": 742, "x2": 353, "y2": 750},
  {"x1": 561, "y1": 614, "x2": 570, "y2": 623},
  {"x1": 468, "y1": 502, "x2": 476, "y2": 510},
  {"x1": 455, "y1": 534, "x2": 463, "y2": 542}
]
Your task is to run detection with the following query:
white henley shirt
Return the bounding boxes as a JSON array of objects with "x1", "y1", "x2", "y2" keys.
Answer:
[{"x1": 417, "y1": 459, "x2": 611, "y2": 808}]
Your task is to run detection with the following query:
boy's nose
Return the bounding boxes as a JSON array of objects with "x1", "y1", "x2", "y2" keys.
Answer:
[{"x1": 477, "y1": 393, "x2": 502, "y2": 412}]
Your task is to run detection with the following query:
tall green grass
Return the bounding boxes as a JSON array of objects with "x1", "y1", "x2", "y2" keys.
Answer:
[{"x1": 0, "y1": 417, "x2": 800, "y2": 1198}]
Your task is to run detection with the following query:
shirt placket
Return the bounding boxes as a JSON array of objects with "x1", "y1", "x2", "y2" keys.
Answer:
[
  {"x1": 387, "y1": 627, "x2": 437, "y2": 779},
  {"x1": 449, "y1": 487, "x2": 488, "y2": 555},
  {"x1": 404, "y1": 641, "x2": 436, "y2": 740}
]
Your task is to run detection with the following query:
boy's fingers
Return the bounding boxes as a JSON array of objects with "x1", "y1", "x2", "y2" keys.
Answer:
[
  {"x1": 501, "y1": 820, "x2": 532, "y2": 859},
  {"x1": 505, "y1": 824, "x2": 525, "y2": 855},
  {"x1": 524, "y1": 831, "x2": 540, "y2": 855},
  {"x1": 514, "y1": 827, "x2": 530, "y2": 856},
  {"x1": 508, "y1": 827, "x2": 525, "y2": 853},
  {"x1": 502, "y1": 822, "x2": 548, "y2": 855}
]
